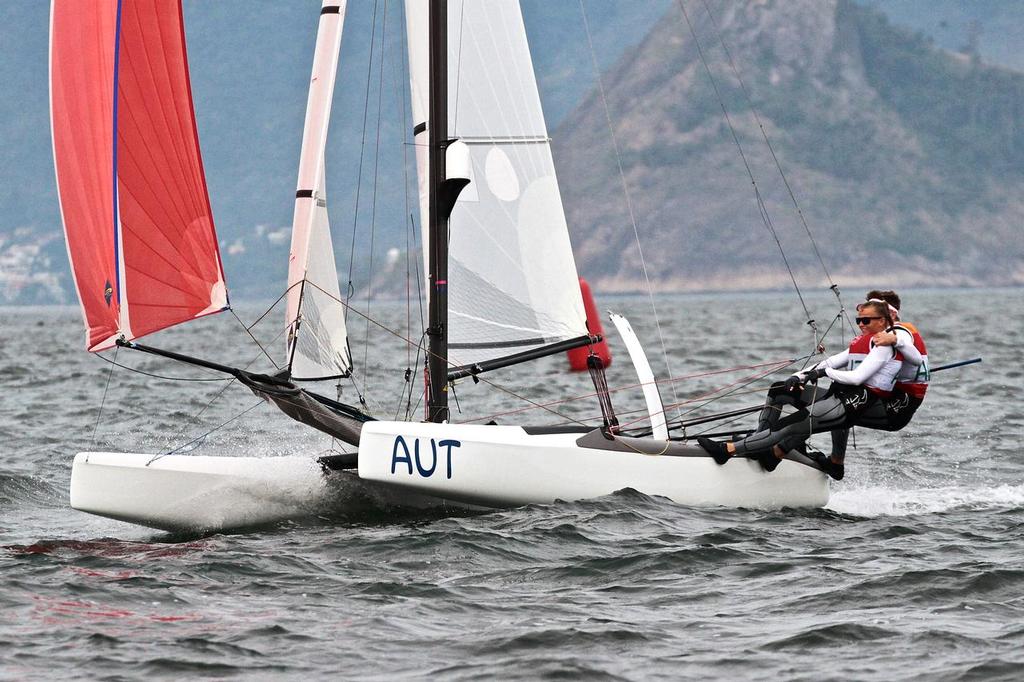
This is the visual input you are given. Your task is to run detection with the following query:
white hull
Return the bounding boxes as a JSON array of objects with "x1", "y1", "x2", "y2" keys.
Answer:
[
  {"x1": 70, "y1": 423, "x2": 827, "y2": 532},
  {"x1": 358, "y1": 422, "x2": 830, "y2": 509},
  {"x1": 69, "y1": 451, "x2": 462, "y2": 533},
  {"x1": 70, "y1": 452, "x2": 332, "y2": 532}
]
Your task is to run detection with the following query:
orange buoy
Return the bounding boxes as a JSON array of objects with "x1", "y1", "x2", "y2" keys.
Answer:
[{"x1": 567, "y1": 277, "x2": 612, "y2": 371}]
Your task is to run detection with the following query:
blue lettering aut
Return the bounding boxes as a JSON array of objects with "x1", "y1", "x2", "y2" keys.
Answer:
[
  {"x1": 391, "y1": 435, "x2": 413, "y2": 475},
  {"x1": 391, "y1": 436, "x2": 461, "y2": 479}
]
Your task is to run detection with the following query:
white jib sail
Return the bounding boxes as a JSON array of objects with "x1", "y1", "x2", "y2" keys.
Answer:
[
  {"x1": 406, "y1": 0, "x2": 589, "y2": 369},
  {"x1": 286, "y1": 1, "x2": 352, "y2": 379}
]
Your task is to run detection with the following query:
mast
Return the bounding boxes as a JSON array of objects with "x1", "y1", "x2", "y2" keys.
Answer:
[{"x1": 426, "y1": 0, "x2": 449, "y2": 423}]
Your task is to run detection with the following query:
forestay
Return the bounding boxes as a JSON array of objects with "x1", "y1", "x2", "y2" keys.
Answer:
[
  {"x1": 286, "y1": 1, "x2": 352, "y2": 380},
  {"x1": 50, "y1": 0, "x2": 227, "y2": 352},
  {"x1": 406, "y1": 0, "x2": 589, "y2": 369}
]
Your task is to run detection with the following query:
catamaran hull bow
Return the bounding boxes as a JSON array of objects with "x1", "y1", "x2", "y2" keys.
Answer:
[
  {"x1": 357, "y1": 422, "x2": 830, "y2": 509},
  {"x1": 70, "y1": 452, "x2": 332, "y2": 532},
  {"x1": 69, "y1": 451, "x2": 456, "y2": 533}
]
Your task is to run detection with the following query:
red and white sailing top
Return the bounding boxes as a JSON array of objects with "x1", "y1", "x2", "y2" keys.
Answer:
[
  {"x1": 893, "y1": 322, "x2": 929, "y2": 399},
  {"x1": 815, "y1": 334, "x2": 901, "y2": 396}
]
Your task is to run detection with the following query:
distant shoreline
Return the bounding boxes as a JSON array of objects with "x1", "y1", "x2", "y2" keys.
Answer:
[{"x1": 3, "y1": 283, "x2": 1020, "y2": 312}]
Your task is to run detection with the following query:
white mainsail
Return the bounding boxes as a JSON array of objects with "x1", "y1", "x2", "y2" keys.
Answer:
[
  {"x1": 406, "y1": 0, "x2": 589, "y2": 369},
  {"x1": 286, "y1": 1, "x2": 352, "y2": 380}
]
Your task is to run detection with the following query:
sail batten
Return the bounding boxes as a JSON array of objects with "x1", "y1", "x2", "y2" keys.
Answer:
[
  {"x1": 449, "y1": 338, "x2": 546, "y2": 350},
  {"x1": 51, "y1": 0, "x2": 227, "y2": 352}
]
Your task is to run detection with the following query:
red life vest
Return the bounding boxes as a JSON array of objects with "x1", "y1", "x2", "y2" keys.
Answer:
[{"x1": 893, "y1": 321, "x2": 929, "y2": 399}]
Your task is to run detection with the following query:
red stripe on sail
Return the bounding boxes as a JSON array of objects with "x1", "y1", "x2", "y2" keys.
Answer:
[
  {"x1": 51, "y1": 0, "x2": 120, "y2": 351},
  {"x1": 116, "y1": 0, "x2": 227, "y2": 340}
]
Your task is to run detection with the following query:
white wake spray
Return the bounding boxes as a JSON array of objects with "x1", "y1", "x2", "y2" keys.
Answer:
[{"x1": 827, "y1": 483, "x2": 1024, "y2": 517}]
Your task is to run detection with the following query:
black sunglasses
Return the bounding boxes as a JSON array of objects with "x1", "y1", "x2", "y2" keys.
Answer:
[{"x1": 855, "y1": 316, "x2": 883, "y2": 325}]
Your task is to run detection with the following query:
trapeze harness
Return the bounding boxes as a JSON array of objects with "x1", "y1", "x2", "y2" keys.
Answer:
[{"x1": 729, "y1": 324, "x2": 928, "y2": 457}]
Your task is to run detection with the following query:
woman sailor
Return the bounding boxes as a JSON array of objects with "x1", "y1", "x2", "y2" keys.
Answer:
[{"x1": 697, "y1": 298, "x2": 927, "y2": 479}]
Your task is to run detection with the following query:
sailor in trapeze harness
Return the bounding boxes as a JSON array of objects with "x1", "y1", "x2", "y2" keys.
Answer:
[{"x1": 698, "y1": 293, "x2": 929, "y2": 480}]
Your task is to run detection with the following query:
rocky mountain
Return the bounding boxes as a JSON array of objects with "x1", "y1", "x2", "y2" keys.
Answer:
[
  {"x1": 554, "y1": 0, "x2": 1024, "y2": 292},
  {"x1": 3, "y1": 1, "x2": 1023, "y2": 305}
]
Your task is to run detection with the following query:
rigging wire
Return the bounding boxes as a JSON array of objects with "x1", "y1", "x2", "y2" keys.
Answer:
[
  {"x1": 105, "y1": 297, "x2": 293, "y2": 458},
  {"x1": 386, "y1": 2, "x2": 428, "y2": 421},
  {"x1": 674, "y1": 0, "x2": 820, "y2": 347},
  {"x1": 92, "y1": 352, "x2": 230, "y2": 382},
  {"x1": 694, "y1": 0, "x2": 856, "y2": 335},
  {"x1": 401, "y1": 217, "x2": 428, "y2": 421},
  {"x1": 158, "y1": 324, "x2": 291, "y2": 456},
  {"x1": 90, "y1": 345, "x2": 118, "y2": 447},
  {"x1": 230, "y1": 308, "x2": 280, "y2": 370},
  {"x1": 451, "y1": 0, "x2": 467, "y2": 132},
  {"x1": 393, "y1": 5, "x2": 426, "y2": 421},
  {"x1": 462, "y1": 357, "x2": 797, "y2": 426},
  {"x1": 392, "y1": 2, "x2": 417, "y2": 421},
  {"x1": 344, "y1": 0, "x2": 381, "y2": 318},
  {"x1": 629, "y1": 361, "x2": 786, "y2": 431},
  {"x1": 577, "y1": 0, "x2": 684, "y2": 423},
  {"x1": 408, "y1": 216, "x2": 427, "y2": 420},
  {"x1": 398, "y1": 227, "x2": 413, "y2": 420},
  {"x1": 150, "y1": 400, "x2": 266, "y2": 463},
  {"x1": 243, "y1": 284, "x2": 295, "y2": 333},
  {"x1": 361, "y1": 0, "x2": 390, "y2": 394},
  {"x1": 302, "y1": 279, "x2": 588, "y2": 425}
]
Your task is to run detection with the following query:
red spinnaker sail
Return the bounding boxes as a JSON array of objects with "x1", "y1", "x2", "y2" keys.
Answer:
[{"x1": 51, "y1": 0, "x2": 227, "y2": 352}]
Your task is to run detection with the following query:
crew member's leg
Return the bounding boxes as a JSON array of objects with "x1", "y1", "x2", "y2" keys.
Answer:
[
  {"x1": 853, "y1": 390, "x2": 921, "y2": 432},
  {"x1": 816, "y1": 427, "x2": 848, "y2": 480},
  {"x1": 699, "y1": 392, "x2": 849, "y2": 467},
  {"x1": 813, "y1": 390, "x2": 919, "y2": 480},
  {"x1": 756, "y1": 381, "x2": 827, "y2": 430}
]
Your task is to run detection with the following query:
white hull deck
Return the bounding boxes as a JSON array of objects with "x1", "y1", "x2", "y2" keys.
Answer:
[{"x1": 357, "y1": 422, "x2": 830, "y2": 509}]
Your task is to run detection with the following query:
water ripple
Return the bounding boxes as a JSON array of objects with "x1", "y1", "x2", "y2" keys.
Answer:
[{"x1": 4, "y1": 292, "x2": 1024, "y2": 680}]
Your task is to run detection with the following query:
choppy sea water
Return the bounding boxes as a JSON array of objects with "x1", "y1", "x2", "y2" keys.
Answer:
[{"x1": 2, "y1": 288, "x2": 1022, "y2": 680}]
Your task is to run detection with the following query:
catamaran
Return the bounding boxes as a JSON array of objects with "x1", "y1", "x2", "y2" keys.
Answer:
[{"x1": 51, "y1": 0, "x2": 830, "y2": 532}]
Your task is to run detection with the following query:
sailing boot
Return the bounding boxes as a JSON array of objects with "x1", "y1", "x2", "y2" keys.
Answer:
[
  {"x1": 755, "y1": 447, "x2": 782, "y2": 473},
  {"x1": 823, "y1": 428, "x2": 848, "y2": 480},
  {"x1": 812, "y1": 451, "x2": 845, "y2": 480},
  {"x1": 697, "y1": 437, "x2": 732, "y2": 466}
]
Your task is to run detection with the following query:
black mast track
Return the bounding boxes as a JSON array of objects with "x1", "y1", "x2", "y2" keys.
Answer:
[{"x1": 426, "y1": 0, "x2": 450, "y2": 423}]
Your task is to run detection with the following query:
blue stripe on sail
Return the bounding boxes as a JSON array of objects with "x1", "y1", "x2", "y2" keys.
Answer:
[{"x1": 111, "y1": 0, "x2": 123, "y2": 307}]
